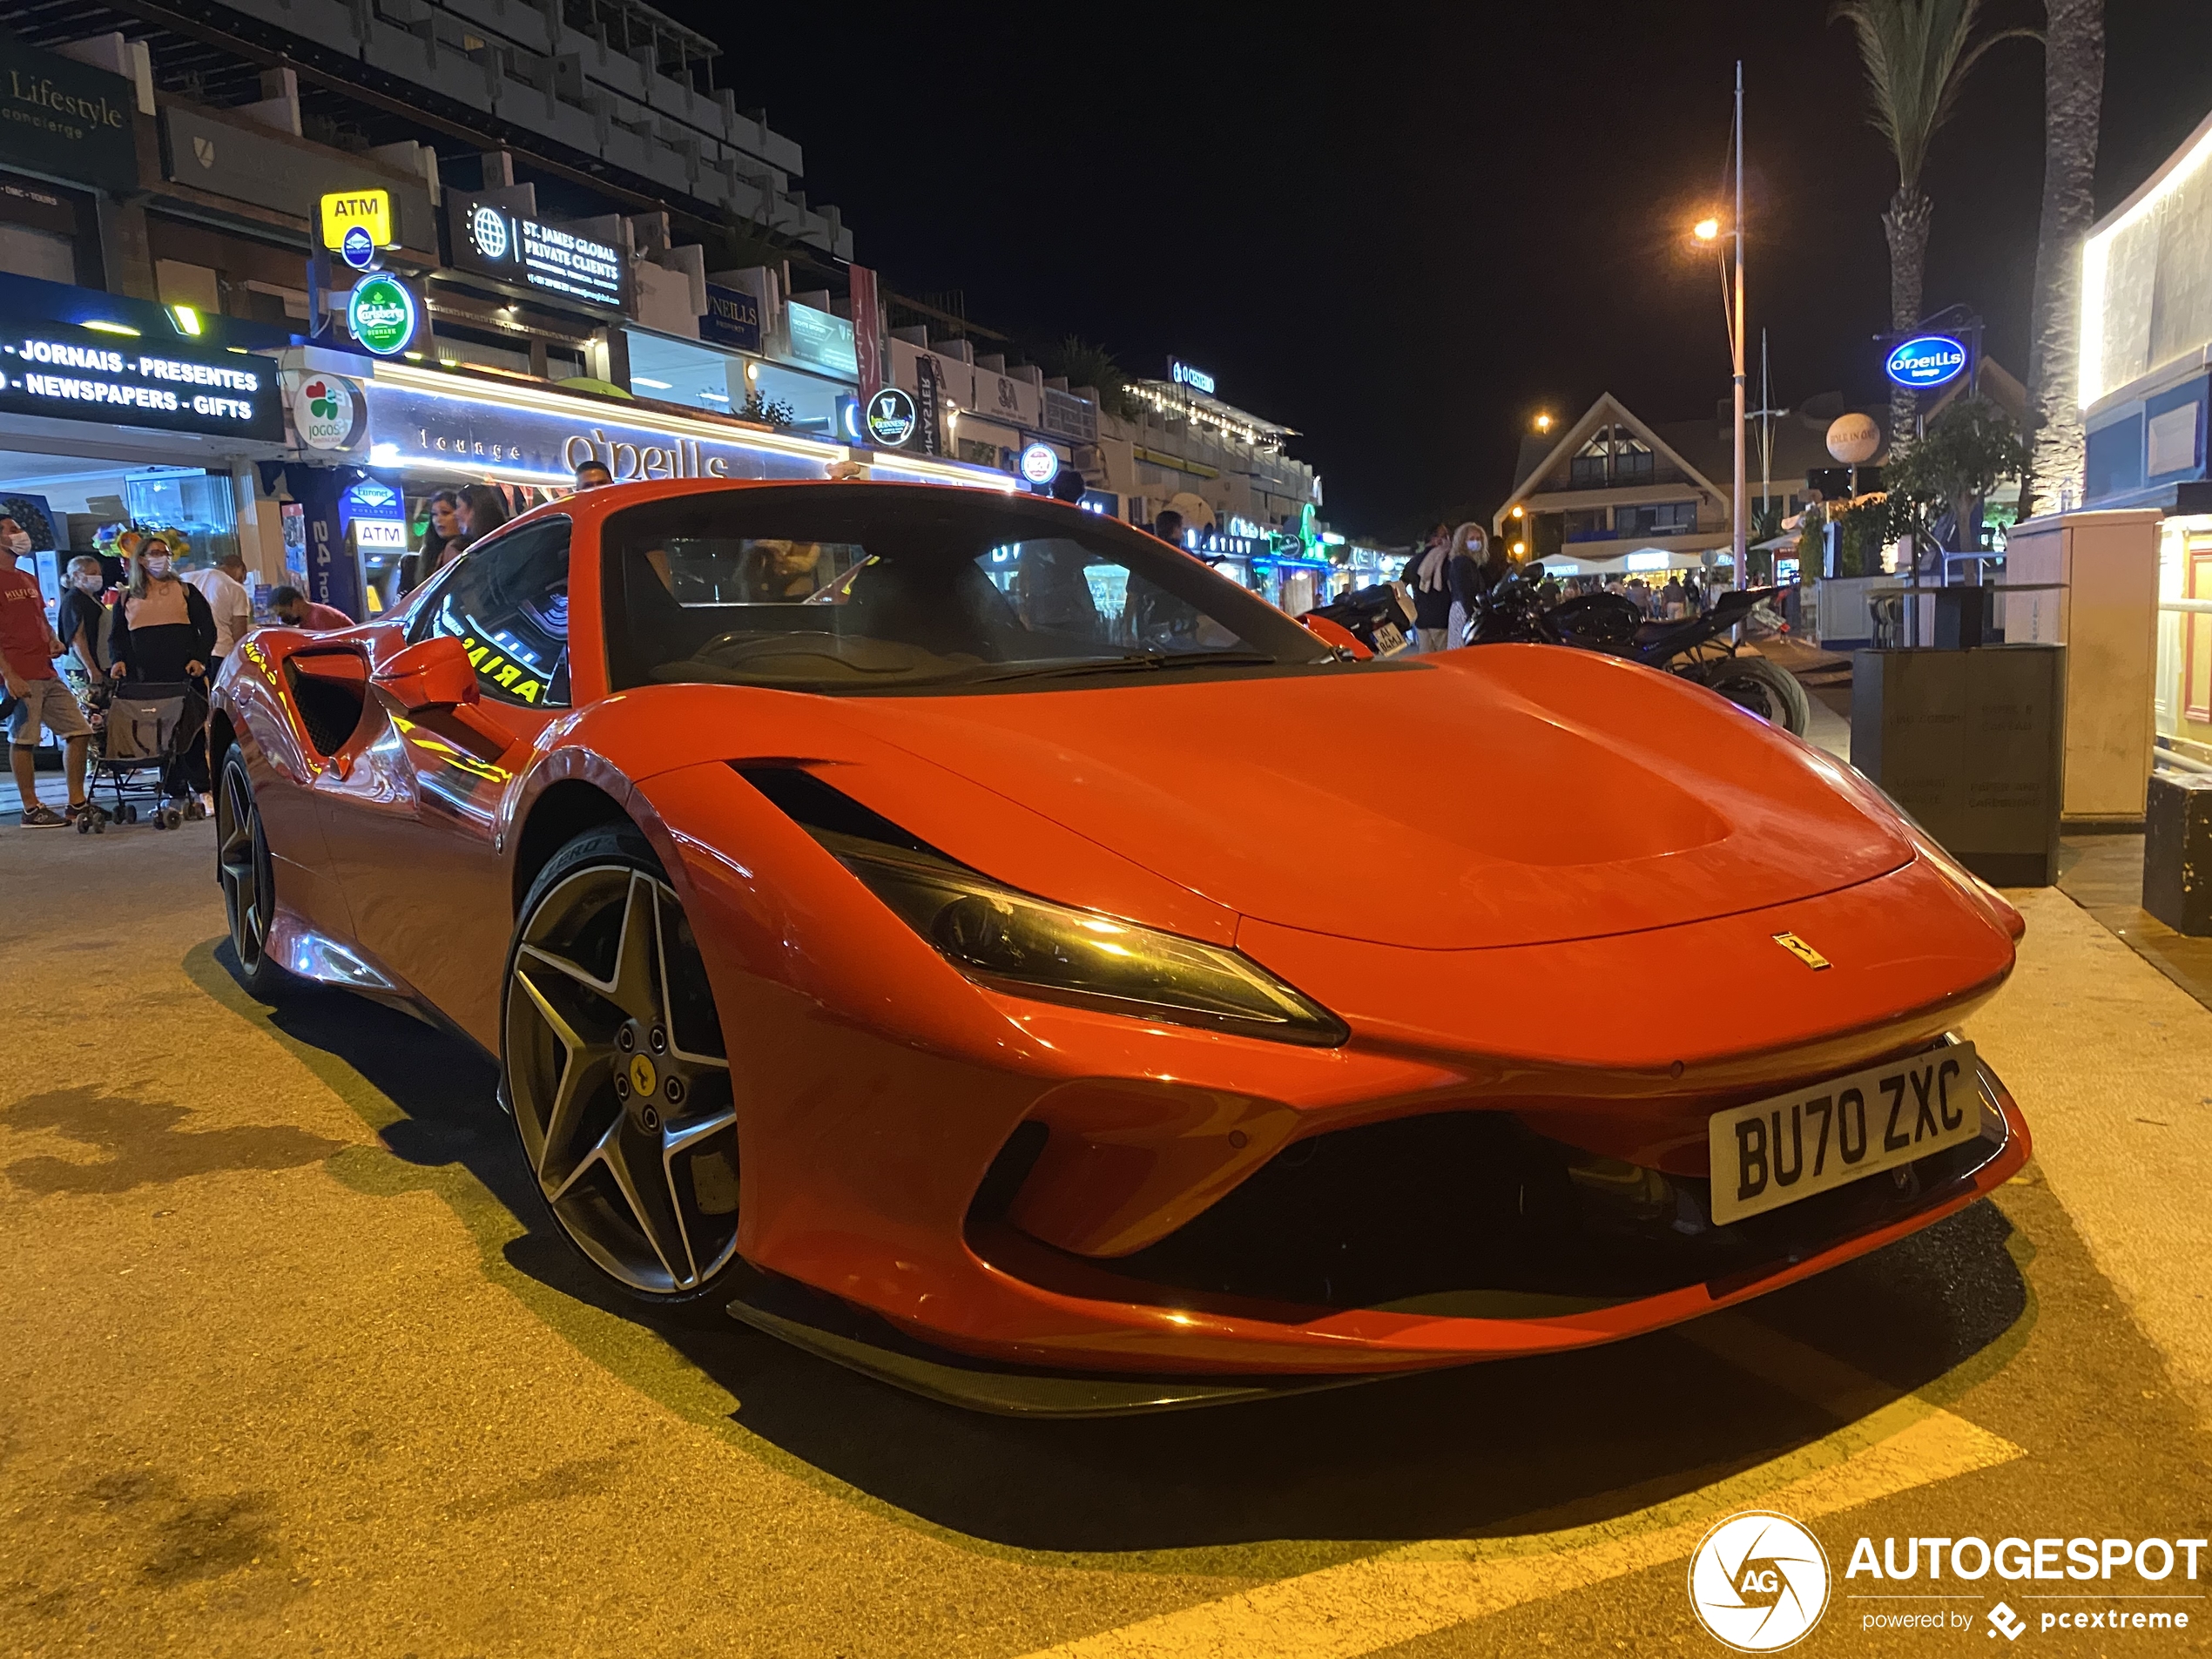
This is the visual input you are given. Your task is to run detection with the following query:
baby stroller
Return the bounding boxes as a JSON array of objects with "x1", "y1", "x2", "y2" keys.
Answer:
[{"x1": 91, "y1": 679, "x2": 210, "y2": 829}]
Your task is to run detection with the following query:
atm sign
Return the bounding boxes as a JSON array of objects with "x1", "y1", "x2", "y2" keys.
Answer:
[{"x1": 320, "y1": 189, "x2": 395, "y2": 252}]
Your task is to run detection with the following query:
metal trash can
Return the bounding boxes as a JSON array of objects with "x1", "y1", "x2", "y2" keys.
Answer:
[
  {"x1": 2144, "y1": 772, "x2": 2212, "y2": 936},
  {"x1": 1851, "y1": 644, "x2": 2066, "y2": 887}
]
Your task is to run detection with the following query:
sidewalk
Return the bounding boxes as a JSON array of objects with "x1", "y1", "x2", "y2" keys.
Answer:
[
  {"x1": 1967, "y1": 885, "x2": 2212, "y2": 1424},
  {"x1": 2058, "y1": 832, "x2": 2212, "y2": 1014}
]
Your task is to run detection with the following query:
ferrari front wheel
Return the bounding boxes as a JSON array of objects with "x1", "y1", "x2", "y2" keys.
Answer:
[
  {"x1": 503, "y1": 826, "x2": 742, "y2": 1303},
  {"x1": 216, "y1": 752, "x2": 293, "y2": 1000}
]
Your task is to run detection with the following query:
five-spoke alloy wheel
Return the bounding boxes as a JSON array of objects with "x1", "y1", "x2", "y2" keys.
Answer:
[
  {"x1": 216, "y1": 752, "x2": 291, "y2": 999},
  {"x1": 504, "y1": 827, "x2": 741, "y2": 1301}
]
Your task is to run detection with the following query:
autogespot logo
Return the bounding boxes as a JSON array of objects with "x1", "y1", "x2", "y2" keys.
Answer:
[{"x1": 1689, "y1": 1511, "x2": 1831, "y2": 1652}]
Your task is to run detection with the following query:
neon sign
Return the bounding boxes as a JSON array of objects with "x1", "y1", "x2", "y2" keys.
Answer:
[
  {"x1": 1885, "y1": 334, "x2": 1967, "y2": 390},
  {"x1": 1170, "y1": 360, "x2": 1216, "y2": 395}
]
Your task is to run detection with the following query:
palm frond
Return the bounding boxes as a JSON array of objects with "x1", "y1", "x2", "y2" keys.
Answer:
[{"x1": 1829, "y1": 0, "x2": 2038, "y2": 187}]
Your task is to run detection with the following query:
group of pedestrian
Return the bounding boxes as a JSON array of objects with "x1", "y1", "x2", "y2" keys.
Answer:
[
  {"x1": 1404, "y1": 521, "x2": 1502, "y2": 651},
  {"x1": 2, "y1": 517, "x2": 239, "y2": 826},
  {"x1": 402, "y1": 482, "x2": 517, "y2": 595},
  {"x1": 2, "y1": 459, "x2": 623, "y2": 827}
]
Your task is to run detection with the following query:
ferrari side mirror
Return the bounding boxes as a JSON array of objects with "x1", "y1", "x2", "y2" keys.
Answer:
[{"x1": 373, "y1": 634, "x2": 480, "y2": 711}]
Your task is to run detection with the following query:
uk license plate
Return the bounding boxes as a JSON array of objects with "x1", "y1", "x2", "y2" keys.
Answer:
[
  {"x1": 1371, "y1": 622, "x2": 1407, "y2": 655},
  {"x1": 1708, "y1": 1042, "x2": 1981, "y2": 1225}
]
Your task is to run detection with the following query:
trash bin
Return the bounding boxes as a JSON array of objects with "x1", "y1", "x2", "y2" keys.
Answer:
[
  {"x1": 2143, "y1": 772, "x2": 2212, "y2": 936},
  {"x1": 1851, "y1": 644, "x2": 2066, "y2": 887}
]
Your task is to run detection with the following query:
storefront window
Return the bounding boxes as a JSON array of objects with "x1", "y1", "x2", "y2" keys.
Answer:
[
  {"x1": 625, "y1": 329, "x2": 848, "y2": 439},
  {"x1": 125, "y1": 469, "x2": 238, "y2": 569}
]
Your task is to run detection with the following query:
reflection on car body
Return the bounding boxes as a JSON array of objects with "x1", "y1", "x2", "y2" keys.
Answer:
[{"x1": 204, "y1": 479, "x2": 2030, "y2": 1416}]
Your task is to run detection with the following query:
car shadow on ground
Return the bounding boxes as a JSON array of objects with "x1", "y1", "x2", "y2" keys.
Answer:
[{"x1": 206, "y1": 941, "x2": 2031, "y2": 1556}]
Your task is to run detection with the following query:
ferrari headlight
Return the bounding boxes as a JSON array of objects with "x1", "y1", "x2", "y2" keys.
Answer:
[{"x1": 820, "y1": 832, "x2": 1347, "y2": 1046}]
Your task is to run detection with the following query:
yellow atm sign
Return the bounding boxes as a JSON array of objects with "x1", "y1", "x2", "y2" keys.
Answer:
[{"x1": 319, "y1": 189, "x2": 395, "y2": 251}]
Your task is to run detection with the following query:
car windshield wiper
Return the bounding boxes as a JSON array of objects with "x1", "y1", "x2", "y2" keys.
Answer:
[{"x1": 961, "y1": 650, "x2": 1287, "y2": 685}]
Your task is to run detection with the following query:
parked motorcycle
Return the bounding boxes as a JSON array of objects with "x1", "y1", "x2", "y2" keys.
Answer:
[
  {"x1": 1467, "y1": 565, "x2": 1811, "y2": 736},
  {"x1": 1306, "y1": 583, "x2": 1415, "y2": 658}
]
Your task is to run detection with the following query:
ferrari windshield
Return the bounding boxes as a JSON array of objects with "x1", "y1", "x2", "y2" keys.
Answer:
[{"x1": 599, "y1": 484, "x2": 1332, "y2": 692}]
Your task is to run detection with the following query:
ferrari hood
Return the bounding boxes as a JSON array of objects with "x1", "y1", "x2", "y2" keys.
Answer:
[{"x1": 824, "y1": 647, "x2": 1913, "y2": 950}]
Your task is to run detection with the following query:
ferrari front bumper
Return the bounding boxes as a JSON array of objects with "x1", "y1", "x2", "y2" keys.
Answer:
[{"x1": 727, "y1": 1059, "x2": 2027, "y2": 1405}]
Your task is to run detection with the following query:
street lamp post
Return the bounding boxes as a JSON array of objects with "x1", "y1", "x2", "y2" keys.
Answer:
[
  {"x1": 1694, "y1": 64, "x2": 1749, "y2": 590},
  {"x1": 1730, "y1": 64, "x2": 1746, "y2": 590}
]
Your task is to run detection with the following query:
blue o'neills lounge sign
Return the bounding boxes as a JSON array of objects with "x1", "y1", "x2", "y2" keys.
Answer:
[{"x1": 1885, "y1": 334, "x2": 1968, "y2": 390}]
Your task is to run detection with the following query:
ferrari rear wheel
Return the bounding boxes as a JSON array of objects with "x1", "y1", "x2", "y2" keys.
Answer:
[
  {"x1": 504, "y1": 826, "x2": 741, "y2": 1302},
  {"x1": 216, "y1": 753, "x2": 292, "y2": 1000}
]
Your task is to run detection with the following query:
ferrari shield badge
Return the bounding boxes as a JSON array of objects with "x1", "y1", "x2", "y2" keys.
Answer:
[{"x1": 1771, "y1": 932, "x2": 1831, "y2": 971}]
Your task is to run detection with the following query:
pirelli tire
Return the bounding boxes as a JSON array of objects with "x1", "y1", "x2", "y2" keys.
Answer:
[{"x1": 502, "y1": 824, "x2": 744, "y2": 1306}]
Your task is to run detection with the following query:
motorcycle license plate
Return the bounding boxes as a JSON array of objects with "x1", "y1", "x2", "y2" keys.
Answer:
[
  {"x1": 1370, "y1": 622, "x2": 1407, "y2": 656},
  {"x1": 1707, "y1": 1042, "x2": 1980, "y2": 1225}
]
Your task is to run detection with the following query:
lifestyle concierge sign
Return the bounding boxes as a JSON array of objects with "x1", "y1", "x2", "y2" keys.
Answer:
[{"x1": 0, "y1": 35, "x2": 138, "y2": 194}]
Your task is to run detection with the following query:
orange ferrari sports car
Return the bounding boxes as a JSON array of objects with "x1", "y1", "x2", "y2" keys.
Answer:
[{"x1": 209, "y1": 479, "x2": 2028, "y2": 1413}]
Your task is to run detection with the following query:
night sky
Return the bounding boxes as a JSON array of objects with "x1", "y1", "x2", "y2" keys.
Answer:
[{"x1": 670, "y1": 2, "x2": 2212, "y2": 539}]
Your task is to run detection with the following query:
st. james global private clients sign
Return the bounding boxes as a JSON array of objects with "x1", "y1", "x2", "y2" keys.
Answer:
[
  {"x1": 449, "y1": 192, "x2": 628, "y2": 312},
  {"x1": 1885, "y1": 334, "x2": 1968, "y2": 390},
  {"x1": 0, "y1": 32, "x2": 138, "y2": 194},
  {"x1": 0, "y1": 315, "x2": 282, "y2": 441}
]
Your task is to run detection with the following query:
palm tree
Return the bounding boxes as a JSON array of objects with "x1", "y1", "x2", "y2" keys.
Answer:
[
  {"x1": 1831, "y1": 0, "x2": 2037, "y2": 451},
  {"x1": 2021, "y1": 0, "x2": 2104, "y2": 516}
]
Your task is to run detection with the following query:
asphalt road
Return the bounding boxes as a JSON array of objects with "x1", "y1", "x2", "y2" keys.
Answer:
[{"x1": 4, "y1": 819, "x2": 2212, "y2": 1657}]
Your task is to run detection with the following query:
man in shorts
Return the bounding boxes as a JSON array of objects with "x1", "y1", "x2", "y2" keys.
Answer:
[{"x1": 0, "y1": 515, "x2": 94, "y2": 827}]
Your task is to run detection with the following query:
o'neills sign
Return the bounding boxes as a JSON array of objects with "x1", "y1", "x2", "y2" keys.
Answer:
[
  {"x1": 0, "y1": 35, "x2": 138, "y2": 193},
  {"x1": 356, "y1": 374, "x2": 833, "y2": 486},
  {"x1": 563, "y1": 428, "x2": 733, "y2": 480}
]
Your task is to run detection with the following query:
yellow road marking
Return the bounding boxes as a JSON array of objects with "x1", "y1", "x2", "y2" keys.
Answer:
[{"x1": 1021, "y1": 1318, "x2": 2022, "y2": 1659}]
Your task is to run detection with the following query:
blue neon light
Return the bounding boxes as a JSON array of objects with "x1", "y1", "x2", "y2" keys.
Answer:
[{"x1": 1885, "y1": 334, "x2": 1967, "y2": 390}]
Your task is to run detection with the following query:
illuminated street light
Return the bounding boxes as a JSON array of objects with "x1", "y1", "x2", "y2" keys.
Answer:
[
  {"x1": 1690, "y1": 64, "x2": 1748, "y2": 588},
  {"x1": 1534, "y1": 412, "x2": 1554, "y2": 433}
]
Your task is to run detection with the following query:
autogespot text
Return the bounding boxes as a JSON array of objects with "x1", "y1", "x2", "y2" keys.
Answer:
[{"x1": 1851, "y1": 1535, "x2": 2204, "y2": 1634}]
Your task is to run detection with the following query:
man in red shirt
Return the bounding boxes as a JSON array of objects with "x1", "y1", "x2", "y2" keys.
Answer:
[
  {"x1": 0, "y1": 515, "x2": 93, "y2": 827},
  {"x1": 270, "y1": 585, "x2": 354, "y2": 631}
]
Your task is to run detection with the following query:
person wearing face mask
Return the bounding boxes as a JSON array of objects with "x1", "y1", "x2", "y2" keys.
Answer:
[
  {"x1": 268, "y1": 586, "x2": 354, "y2": 631},
  {"x1": 108, "y1": 538, "x2": 216, "y2": 685},
  {"x1": 107, "y1": 537, "x2": 217, "y2": 811},
  {"x1": 56, "y1": 555, "x2": 111, "y2": 684},
  {"x1": 0, "y1": 516, "x2": 96, "y2": 826}
]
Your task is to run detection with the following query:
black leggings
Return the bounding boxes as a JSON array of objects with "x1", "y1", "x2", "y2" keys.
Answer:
[{"x1": 162, "y1": 742, "x2": 210, "y2": 801}]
